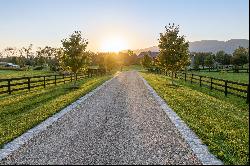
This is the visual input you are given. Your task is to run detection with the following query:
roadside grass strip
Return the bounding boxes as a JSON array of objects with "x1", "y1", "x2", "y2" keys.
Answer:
[
  {"x1": 0, "y1": 75, "x2": 112, "y2": 148},
  {"x1": 140, "y1": 72, "x2": 249, "y2": 165}
]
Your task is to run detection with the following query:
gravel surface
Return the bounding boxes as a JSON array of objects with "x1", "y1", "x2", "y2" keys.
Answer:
[{"x1": 0, "y1": 71, "x2": 201, "y2": 165}]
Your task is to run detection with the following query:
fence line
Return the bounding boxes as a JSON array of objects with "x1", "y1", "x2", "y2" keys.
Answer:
[
  {"x1": 148, "y1": 68, "x2": 249, "y2": 103},
  {"x1": 0, "y1": 68, "x2": 106, "y2": 95},
  {"x1": 188, "y1": 68, "x2": 249, "y2": 73}
]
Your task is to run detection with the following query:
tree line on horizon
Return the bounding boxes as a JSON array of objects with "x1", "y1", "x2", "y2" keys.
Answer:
[
  {"x1": 141, "y1": 46, "x2": 249, "y2": 71},
  {"x1": 0, "y1": 33, "x2": 139, "y2": 74},
  {"x1": 0, "y1": 24, "x2": 249, "y2": 84}
]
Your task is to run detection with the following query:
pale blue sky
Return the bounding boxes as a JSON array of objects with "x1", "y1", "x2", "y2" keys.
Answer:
[{"x1": 0, "y1": 0, "x2": 249, "y2": 51}]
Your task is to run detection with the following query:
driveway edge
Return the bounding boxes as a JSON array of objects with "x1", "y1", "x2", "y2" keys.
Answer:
[
  {"x1": 0, "y1": 74, "x2": 118, "y2": 161},
  {"x1": 138, "y1": 72, "x2": 223, "y2": 165}
]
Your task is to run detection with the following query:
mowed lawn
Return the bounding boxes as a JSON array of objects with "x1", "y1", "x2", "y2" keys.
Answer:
[
  {"x1": 0, "y1": 69, "x2": 55, "y2": 79},
  {"x1": 140, "y1": 72, "x2": 249, "y2": 165},
  {"x1": 0, "y1": 74, "x2": 112, "y2": 148},
  {"x1": 188, "y1": 71, "x2": 249, "y2": 83}
]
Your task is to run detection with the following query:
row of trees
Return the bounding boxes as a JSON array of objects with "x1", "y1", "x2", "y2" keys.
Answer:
[
  {"x1": 0, "y1": 33, "x2": 139, "y2": 73},
  {"x1": 0, "y1": 45, "x2": 60, "y2": 71},
  {"x1": 140, "y1": 23, "x2": 249, "y2": 84},
  {"x1": 192, "y1": 47, "x2": 249, "y2": 70}
]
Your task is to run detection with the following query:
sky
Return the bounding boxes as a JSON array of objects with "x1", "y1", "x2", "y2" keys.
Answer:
[{"x1": 0, "y1": 0, "x2": 249, "y2": 52}]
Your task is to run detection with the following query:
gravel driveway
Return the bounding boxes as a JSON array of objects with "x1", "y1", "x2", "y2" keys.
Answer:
[{"x1": 0, "y1": 71, "x2": 201, "y2": 165}]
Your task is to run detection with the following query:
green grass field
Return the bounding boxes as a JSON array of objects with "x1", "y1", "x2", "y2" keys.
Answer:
[
  {"x1": 0, "y1": 74, "x2": 112, "y2": 148},
  {"x1": 0, "y1": 69, "x2": 55, "y2": 79},
  {"x1": 188, "y1": 71, "x2": 249, "y2": 83},
  {"x1": 140, "y1": 72, "x2": 249, "y2": 165}
]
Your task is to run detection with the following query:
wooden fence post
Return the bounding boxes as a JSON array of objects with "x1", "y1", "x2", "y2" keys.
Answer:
[
  {"x1": 8, "y1": 80, "x2": 11, "y2": 94},
  {"x1": 191, "y1": 74, "x2": 193, "y2": 84},
  {"x1": 70, "y1": 73, "x2": 72, "y2": 82},
  {"x1": 55, "y1": 75, "x2": 57, "y2": 85},
  {"x1": 44, "y1": 76, "x2": 46, "y2": 88},
  {"x1": 210, "y1": 78, "x2": 213, "y2": 90},
  {"x1": 247, "y1": 84, "x2": 249, "y2": 103},
  {"x1": 199, "y1": 76, "x2": 202, "y2": 87},
  {"x1": 225, "y1": 80, "x2": 228, "y2": 96},
  {"x1": 28, "y1": 77, "x2": 30, "y2": 91}
]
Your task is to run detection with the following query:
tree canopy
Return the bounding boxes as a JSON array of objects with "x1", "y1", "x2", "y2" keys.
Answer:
[
  {"x1": 59, "y1": 31, "x2": 90, "y2": 75},
  {"x1": 158, "y1": 23, "x2": 189, "y2": 83}
]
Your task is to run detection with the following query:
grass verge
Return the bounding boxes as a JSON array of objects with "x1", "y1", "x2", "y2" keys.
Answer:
[
  {"x1": 140, "y1": 72, "x2": 249, "y2": 165},
  {"x1": 0, "y1": 74, "x2": 112, "y2": 148}
]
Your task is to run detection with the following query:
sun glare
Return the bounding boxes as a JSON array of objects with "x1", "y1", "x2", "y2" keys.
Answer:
[{"x1": 101, "y1": 37, "x2": 128, "y2": 52}]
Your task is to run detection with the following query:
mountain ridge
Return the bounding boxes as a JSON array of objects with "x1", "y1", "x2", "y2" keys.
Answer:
[{"x1": 128, "y1": 39, "x2": 249, "y2": 55}]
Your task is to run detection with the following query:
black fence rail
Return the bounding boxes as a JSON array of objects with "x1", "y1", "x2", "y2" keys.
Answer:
[
  {"x1": 0, "y1": 68, "x2": 106, "y2": 95},
  {"x1": 148, "y1": 68, "x2": 249, "y2": 103},
  {"x1": 188, "y1": 68, "x2": 249, "y2": 73}
]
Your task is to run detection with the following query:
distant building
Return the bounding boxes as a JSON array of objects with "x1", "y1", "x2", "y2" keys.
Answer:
[
  {"x1": 0, "y1": 62, "x2": 20, "y2": 68},
  {"x1": 0, "y1": 62, "x2": 8, "y2": 66}
]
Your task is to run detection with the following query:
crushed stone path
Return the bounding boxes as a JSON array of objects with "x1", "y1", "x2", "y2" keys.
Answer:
[{"x1": 0, "y1": 71, "x2": 201, "y2": 165}]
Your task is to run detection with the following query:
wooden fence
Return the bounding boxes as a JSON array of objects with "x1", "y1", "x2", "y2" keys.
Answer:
[
  {"x1": 0, "y1": 68, "x2": 106, "y2": 95},
  {"x1": 188, "y1": 68, "x2": 249, "y2": 73},
  {"x1": 149, "y1": 68, "x2": 249, "y2": 102}
]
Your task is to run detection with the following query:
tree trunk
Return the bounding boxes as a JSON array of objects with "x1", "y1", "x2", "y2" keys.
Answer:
[
  {"x1": 73, "y1": 72, "x2": 77, "y2": 87},
  {"x1": 171, "y1": 71, "x2": 174, "y2": 85}
]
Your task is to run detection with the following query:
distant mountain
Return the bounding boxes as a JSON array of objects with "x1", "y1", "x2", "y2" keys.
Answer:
[
  {"x1": 189, "y1": 39, "x2": 249, "y2": 54},
  {"x1": 132, "y1": 46, "x2": 159, "y2": 55},
  {"x1": 132, "y1": 39, "x2": 249, "y2": 55}
]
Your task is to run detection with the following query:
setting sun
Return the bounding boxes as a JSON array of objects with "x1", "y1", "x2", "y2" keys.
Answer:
[{"x1": 101, "y1": 37, "x2": 128, "y2": 52}]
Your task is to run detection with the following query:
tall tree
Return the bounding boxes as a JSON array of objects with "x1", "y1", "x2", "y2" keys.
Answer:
[
  {"x1": 158, "y1": 23, "x2": 189, "y2": 84},
  {"x1": 59, "y1": 31, "x2": 89, "y2": 86}
]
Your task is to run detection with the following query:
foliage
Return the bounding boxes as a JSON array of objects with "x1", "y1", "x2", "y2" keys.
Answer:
[
  {"x1": 140, "y1": 52, "x2": 152, "y2": 69},
  {"x1": 59, "y1": 31, "x2": 90, "y2": 78},
  {"x1": 215, "y1": 50, "x2": 231, "y2": 65},
  {"x1": 158, "y1": 23, "x2": 189, "y2": 84},
  {"x1": 231, "y1": 47, "x2": 249, "y2": 67},
  {"x1": 204, "y1": 54, "x2": 215, "y2": 70},
  {"x1": 193, "y1": 52, "x2": 214, "y2": 69},
  {"x1": 193, "y1": 54, "x2": 200, "y2": 70},
  {"x1": 102, "y1": 53, "x2": 118, "y2": 72},
  {"x1": 141, "y1": 72, "x2": 249, "y2": 165}
]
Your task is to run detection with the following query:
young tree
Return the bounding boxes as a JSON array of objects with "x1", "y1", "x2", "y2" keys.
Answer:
[
  {"x1": 140, "y1": 52, "x2": 152, "y2": 69},
  {"x1": 59, "y1": 31, "x2": 89, "y2": 86},
  {"x1": 158, "y1": 23, "x2": 189, "y2": 84}
]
